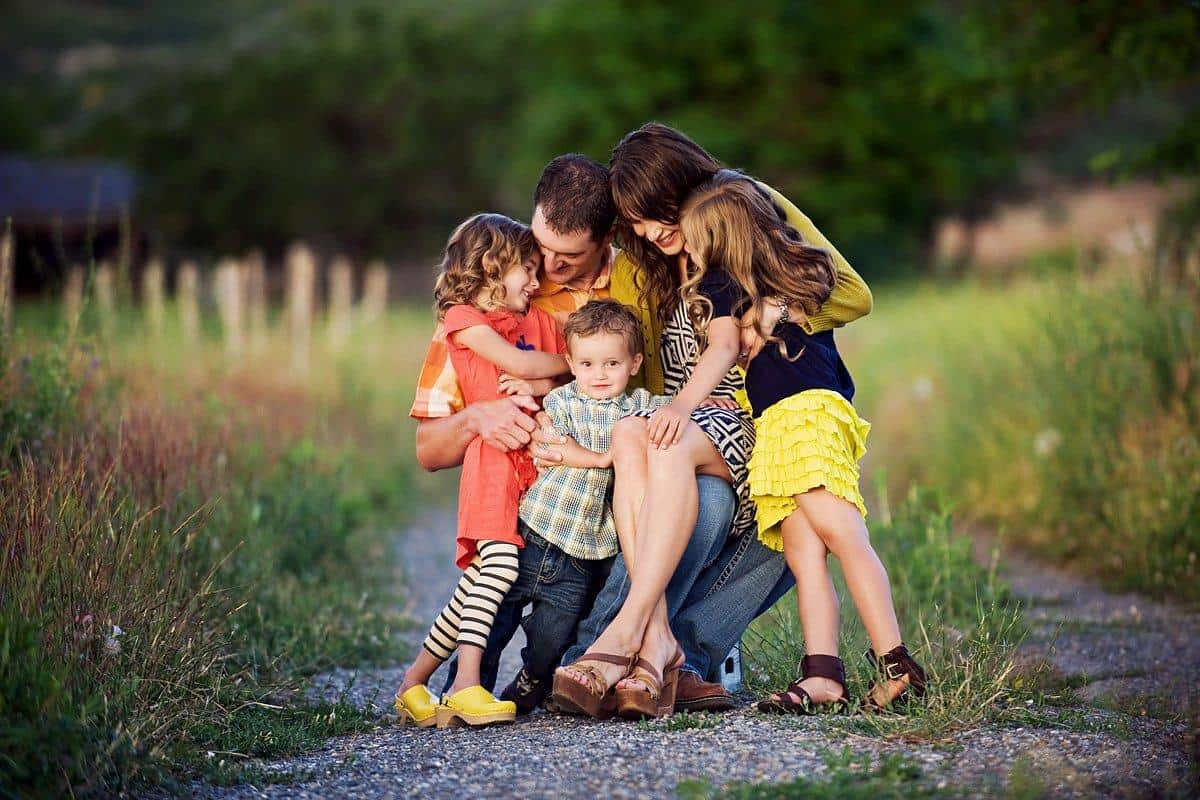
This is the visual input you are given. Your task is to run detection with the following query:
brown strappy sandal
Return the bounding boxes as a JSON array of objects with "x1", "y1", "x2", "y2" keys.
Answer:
[
  {"x1": 614, "y1": 648, "x2": 685, "y2": 720},
  {"x1": 551, "y1": 652, "x2": 636, "y2": 719},
  {"x1": 863, "y1": 644, "x2": 927, "y2": 712},
  {"x1": 757, "y1": 654, "x2": 851, "y2": 715}
]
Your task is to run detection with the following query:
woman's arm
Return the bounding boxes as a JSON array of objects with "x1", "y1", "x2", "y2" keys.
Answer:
[
  {"x1": 646, "y1": 316, "x2": 741, "y2": 448},
  {"x1": 451, "y1": 325, "x2": 570, "y2": 380},
  {"x1": 762, "y1": 184, "x2": 872, "y2": 331}
]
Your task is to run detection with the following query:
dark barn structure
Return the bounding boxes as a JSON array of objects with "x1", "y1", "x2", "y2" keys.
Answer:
[{"x1": 0, "y1": 156, "x2": 140, "y2": 293}]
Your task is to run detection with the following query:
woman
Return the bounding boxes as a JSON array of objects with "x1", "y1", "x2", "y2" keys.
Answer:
[{"x1": 552, "y1": 123, "x2": 873, "y2": 718}]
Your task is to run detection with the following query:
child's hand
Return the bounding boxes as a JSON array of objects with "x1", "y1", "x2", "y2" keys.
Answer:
[
  {"x1": 647, "y1": 402, "x2": 688, "y2": 449},
  {"x1": 699, "y1": 395, "x2": 741, "y2": 411},
  {"x1": 498, "y1": 373, "x2": 536, "y2": 396},
  {"x1": 737, "y1": 326, "x2": 764, "y2": 368}
]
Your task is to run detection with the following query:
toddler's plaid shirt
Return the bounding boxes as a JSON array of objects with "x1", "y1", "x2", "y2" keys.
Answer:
[{"x1": 518, "y1": 381, "x2": 669, "y2": 560}]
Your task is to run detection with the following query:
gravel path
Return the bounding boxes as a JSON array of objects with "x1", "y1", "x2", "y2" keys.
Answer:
[{"x1": 195, "y1": 507, "x2": 1197, "y2": 799}]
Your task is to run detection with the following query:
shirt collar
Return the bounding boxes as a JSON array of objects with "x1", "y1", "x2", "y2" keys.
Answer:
[{"x1": 535, "y1": 247, "x2": 615, "y2": 297}]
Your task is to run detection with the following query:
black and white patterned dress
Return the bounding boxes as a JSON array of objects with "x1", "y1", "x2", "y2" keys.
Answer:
[{"x1": 634, "y1": 301, "x2": 757, "y2": 540}]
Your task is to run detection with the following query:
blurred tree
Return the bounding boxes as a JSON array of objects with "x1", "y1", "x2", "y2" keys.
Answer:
[
  {"x1": 74, "y1": 2, "x2": 530, "y2": 258},
  {"x1": 3, "y1": 0, "x2": 1196, "y2": 276},
  {"x1": 501, "y1": 0, "x2": 1023, "y2": 274}
]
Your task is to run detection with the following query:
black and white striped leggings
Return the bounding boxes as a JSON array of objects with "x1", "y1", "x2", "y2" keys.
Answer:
[{"x1": 422, "y1": 540, "x2": 520, "y2": 661}]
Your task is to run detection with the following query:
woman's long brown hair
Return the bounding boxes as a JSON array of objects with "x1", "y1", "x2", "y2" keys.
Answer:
[
  {"x1": 609, "y1": 123, "x2": 721, "y2": 322},
  {"x1": 679, "y1": 170, "x2": 836, "y2": 355}
]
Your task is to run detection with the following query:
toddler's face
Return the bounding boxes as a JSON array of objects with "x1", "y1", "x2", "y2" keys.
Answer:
[
  {"x1": 566, "y1": 332, "x2": 643, "y2": 400},
  {"x1": 501, "y1": 256, "x2": 541, "y2": 312}
]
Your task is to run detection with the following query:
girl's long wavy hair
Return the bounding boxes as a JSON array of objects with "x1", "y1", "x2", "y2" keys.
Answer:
[
  {"x1": 679, "y1": 170, "x2": 836, "y2": 356},
  {"x1": 609, "y1": 123, "x2": 721, "y2": 323},
  {"x1": 433, "y1": 213, "x2": 538, "y2": 320}
]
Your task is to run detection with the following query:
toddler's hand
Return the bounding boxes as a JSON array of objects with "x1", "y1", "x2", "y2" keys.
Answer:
[{"x1": 499, "y1": 373, "x2": 535, "y2": 396}]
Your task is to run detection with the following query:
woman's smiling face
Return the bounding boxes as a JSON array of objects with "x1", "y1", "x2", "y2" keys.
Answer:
[{"x1": 631, "y1": 218, "x2": 685, "y2": 257}]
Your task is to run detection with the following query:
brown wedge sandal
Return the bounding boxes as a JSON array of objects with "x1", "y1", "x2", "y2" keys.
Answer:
[
  {"x1": 757, "y1": 654, "x2": 851, "y2": 715},
  {"x1": 863, "y1": 644, "x2": 927, "y2": 713},
  {"x1": 614, "y1": 648, "x2": 684, "y2": 720},
  {"x1": 551, "y1": 652, "x2": 636, "y2": 719}
]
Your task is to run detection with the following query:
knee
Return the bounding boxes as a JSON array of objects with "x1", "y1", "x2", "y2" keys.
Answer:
[{"x1": 612, "y1": 416, "x2": 649, "y2": 457}]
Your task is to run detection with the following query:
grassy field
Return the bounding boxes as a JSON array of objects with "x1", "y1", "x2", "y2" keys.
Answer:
[
  {"x1": 0, "y1": 300, "x2": 435, "y2": 797},
  {"x1": 2, "y1": 253, "x2": 1192, "y2": 795},
  {"x1": 839, "y1": 262, "x2": 1198, "y2": 603}
]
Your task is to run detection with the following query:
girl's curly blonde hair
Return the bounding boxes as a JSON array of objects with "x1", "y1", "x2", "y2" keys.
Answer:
[
  {"x1": 433, "y1": 213, "x2": 540, "y2": 319},
  {"x1": 679, "y1": 170, "x2": 836, "y2": 358}
]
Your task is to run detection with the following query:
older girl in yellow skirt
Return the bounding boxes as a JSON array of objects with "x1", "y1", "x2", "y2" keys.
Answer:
[{"x1": 678, "y1": 170, "x2": 926, "y2": 713}]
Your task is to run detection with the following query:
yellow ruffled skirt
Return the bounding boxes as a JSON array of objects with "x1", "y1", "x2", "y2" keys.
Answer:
[{"x1": 749, "y1": 389, "x2": 871, "y2": 552}]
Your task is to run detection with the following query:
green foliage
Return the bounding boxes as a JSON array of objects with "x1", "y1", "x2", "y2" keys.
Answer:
[
  {"x1": 10, "y1": 1, "x2": 1192, "y2": 276},
  {"x1": 841, "y1": 269, "x2": 1200, "y2": 601},
  {"x1": 636, "y1": 710, "x2": 722, "y2": 733},
  {"x1": 0, "y1": 316, "x2": 418, "y2": 797},
  {"x1": 0, "y1": 345, "x2": 80, "y2": 457},
  {"x1": 679, "y1": 749, "x2": 949, "y2": 799}
]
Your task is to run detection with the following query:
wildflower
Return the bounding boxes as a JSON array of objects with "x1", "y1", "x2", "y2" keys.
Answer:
[
  {"x1": 913, "y1": 376, "x2": 933, "y2": 400},
  {"x1": 104, "y1": 624, "x2": 124, "y2": 655},
  {"x1": 1033, "y1": 428, "x2": 1062, "y2": 457}
]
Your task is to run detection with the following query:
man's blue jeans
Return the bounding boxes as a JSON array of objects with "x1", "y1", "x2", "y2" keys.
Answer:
[{"x1": 560, "y1": 475, "x2": 795, "y2": 682}]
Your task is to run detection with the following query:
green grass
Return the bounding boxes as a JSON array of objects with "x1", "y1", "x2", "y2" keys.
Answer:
[
  {"x1": 838, "y1": 266, "x2": 1199, "y2": 602},
  {"x1": 0, "y1": 303, "x2": 431, "y2": 798},
  {"x1": 679, "y1": 749, "x2": 952, "y2": 799},
  {"x1": 636, "y1": 711, "x2": 724, "y2": 732},
  {"x1": 742, "y1": 488, "x2": 1024, "y2": 739}
]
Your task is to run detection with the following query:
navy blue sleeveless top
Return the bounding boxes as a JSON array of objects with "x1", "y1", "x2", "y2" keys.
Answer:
[{"x1": 698, "y1": 267, "x2": 855, "y2": 418}]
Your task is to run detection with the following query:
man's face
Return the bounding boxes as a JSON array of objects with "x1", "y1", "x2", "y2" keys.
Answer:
[{"x1": 531, "y1": 205, "x2": 609, "y2": 290}]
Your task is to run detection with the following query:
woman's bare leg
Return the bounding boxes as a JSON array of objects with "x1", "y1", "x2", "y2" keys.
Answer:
[
  {"x1": 610, "y1": 416, "x2": 650, "y2": 573},
  {"x1": 560, "y1": 421, "x2": 731, "y2": 691}
]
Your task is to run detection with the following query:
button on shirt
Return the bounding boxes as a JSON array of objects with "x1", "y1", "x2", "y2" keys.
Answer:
[{"x1": 518, "y1": 381, "x2": 669, "y2": 560}]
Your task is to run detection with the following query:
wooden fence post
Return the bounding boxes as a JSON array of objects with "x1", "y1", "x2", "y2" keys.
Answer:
[
  {"x1": 64, "y1": 265, "x2": 84, "y2": 340},
  {"x1": 327, "y1": 254, "x2": 353, "y2": 350},
  {"x1": 361, "y1": 260, "x2": 389, "y2": 324},
  {"x1": 245, "y1": 249, "x2": 267, "y2": 351},
  {"x1": 215, "y1": 258, "x2": 244, "y2": 357},
  {"x1": 177, "y1": 260, "x2": 200, "y2": 342},
  {"x1": 285, "y1": 243, "x2": 315, "y2": 374},
  {"x1": 142, "y1": 258, "x2": 165, "y2": 336},
  {"x1": 0, "y1": 226, "x2": 13, "y2": 341},
  {"x1": 94, "y1": 261, "x2": 115, "y2": 339}
]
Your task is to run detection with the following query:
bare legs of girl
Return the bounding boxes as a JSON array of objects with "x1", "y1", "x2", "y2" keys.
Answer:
[{"x1": 766, "y1": 488, "x2": 917, "y2": 709}]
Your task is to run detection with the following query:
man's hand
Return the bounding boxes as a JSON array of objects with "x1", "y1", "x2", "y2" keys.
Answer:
[{"x1": 474, "y1": 396, "x2": 539, "y2": 452}]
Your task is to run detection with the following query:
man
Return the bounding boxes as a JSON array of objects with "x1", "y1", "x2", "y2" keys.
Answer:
[{"x1": 411, "y1": 154, "x2": 794, "y2": 711}]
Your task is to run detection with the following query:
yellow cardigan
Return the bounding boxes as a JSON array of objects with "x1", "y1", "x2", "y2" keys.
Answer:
[{"x1": 609, "y1": 182, "x2": 872, "y2": 394}]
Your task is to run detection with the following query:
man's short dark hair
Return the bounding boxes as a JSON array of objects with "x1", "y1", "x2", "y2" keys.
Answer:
[{"x1": 533, "y1": 154, "x2": 616, "y2": 243}]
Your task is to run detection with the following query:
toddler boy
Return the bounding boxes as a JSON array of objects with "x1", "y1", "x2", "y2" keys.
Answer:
[{"x1": 485, "y1": 298, "x2": 667, "y2": 713}]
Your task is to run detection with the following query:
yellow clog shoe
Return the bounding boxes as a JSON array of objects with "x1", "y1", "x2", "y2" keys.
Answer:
[
  {"x1": 395, "y1": 684, "x2": 439, "y2": 728},
  {"x1": 436, "y1": 685, "x2": 517, "y2": 728}
]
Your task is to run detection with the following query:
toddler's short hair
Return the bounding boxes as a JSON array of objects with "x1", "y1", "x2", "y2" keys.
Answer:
[{"x1": 563, "y1": 299, "x2": 644, "y2": 358}]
